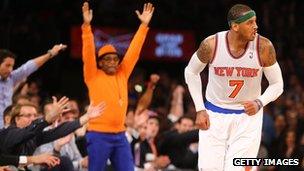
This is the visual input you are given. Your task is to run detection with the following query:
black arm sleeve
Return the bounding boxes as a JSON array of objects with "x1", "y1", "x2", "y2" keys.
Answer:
[
  {"x1": 161, "y1": 129, "x2": 199, "y2": 147},
  {"x1": 36, "y1": 120, "x2": 81, "y2": 146},
  {"x1": 0, "y1": 154, "x2": 19, "y2": 167},
  {"x1": 174, "y1": 129, "x2": 199, "y2": 145},
  {"x1": 1, "y1": 118, "x2": 49, "y2": 149}
]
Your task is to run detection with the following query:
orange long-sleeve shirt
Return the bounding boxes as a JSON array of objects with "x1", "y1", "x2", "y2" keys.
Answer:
[{"x1": 81, "y1": 24, "x2": 149, "y2": 133}]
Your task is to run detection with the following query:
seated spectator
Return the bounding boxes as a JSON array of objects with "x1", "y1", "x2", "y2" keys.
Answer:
[
  {"x1": 34, "y1": 109, "x2": 88, "y2": 171},
  {"x1": 158, "y1": 116, "x2": 199, "y2": 170},
  {"x1": 134, "y1": 115, "x2": 170, "y2": 170},
  {"x1": 0, "y1": 45, "x2": 67, "y2": 128},
  {"x1": 0, "y1": 97, "x2": 105, "y2": 158}
]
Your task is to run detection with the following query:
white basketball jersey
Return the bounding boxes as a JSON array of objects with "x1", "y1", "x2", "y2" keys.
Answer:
[{"x1": 205, "y1": 31, "x2": 263, "y2": 110}]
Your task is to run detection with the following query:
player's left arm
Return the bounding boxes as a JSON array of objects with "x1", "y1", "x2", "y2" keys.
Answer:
[
  {"x1": 243, "y1": 36, "x2": 284, "y2": 115},
  {"x1": 258, "y1": 36, "x2": 284, "y2": 106}
]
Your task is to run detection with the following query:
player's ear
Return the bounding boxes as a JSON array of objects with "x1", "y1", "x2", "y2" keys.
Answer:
[{"x1": 231, "y1": 23, "x2": 239, "y2": 32}]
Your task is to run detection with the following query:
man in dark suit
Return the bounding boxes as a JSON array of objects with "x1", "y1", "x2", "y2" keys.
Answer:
[{"x1": 158, "y1": 116, "x2": 199, "y2": 170}]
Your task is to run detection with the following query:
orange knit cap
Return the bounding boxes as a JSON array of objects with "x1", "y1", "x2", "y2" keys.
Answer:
[{"x1": 97, "y1": 44, "x2": 117, "y2": 58}]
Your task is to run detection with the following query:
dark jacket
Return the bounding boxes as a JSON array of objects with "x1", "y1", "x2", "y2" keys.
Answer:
[
  {"x1": 0, "y1": 154, "x2": 19, "y2": 166},
  {"x1": 158, "y1": 129, "x2": 199, "y2": 169},
  {"x1": 0, "y1": 118, "x2": 81, "y2": 156}
]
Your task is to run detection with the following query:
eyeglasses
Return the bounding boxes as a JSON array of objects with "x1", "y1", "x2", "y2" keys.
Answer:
[
  {"x1": 100, "y1": 56, "x2": 120, "y2": 62},
  {"x1": 18, "y1": 113, "x2": 38, "y2": 118}
]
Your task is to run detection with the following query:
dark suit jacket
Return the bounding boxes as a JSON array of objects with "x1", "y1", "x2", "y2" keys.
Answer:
[
  {"x1": 0, "y1": 154, "x2": 19, "y2": 166},
  {"x1": 0, "y1": 118, "x2": 81, "y2": 156},
  {"x1": 158, "y1": 129, "x2": 199, "y2": 169}
]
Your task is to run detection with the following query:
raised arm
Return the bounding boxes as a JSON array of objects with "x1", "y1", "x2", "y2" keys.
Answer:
[
  {"x1": 34, "y1": 44, "x2": 67, "y2": 68},
  {"x1": 1, "y1": 96, "x2": 69, "y2": 148},
  {"x1": 169, "y1": 85, "x2": 185, "y2": 120},
  {"x1": 120, "y1": 3, "x2": 154, "y2": 78},
  {"x1": 184, "y1": 35, "x2": 215, "y2": 130},
  {"x1": 11, "y1": 44, "x2": 66, "y2": 86},
  {"x1": 135, "y1": 74, "x2": 159, "y2": 115},
  {"x1": 81, "y1": 2, "x2": 97, "y2": 83},
  {"x1": 38, "y1": 102, "x2": 105, "y2": 145}
]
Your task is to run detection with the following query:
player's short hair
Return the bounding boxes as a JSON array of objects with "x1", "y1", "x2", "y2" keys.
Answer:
[
  {"x1": 227, "y1": 4, "x2": 252, "y2": 27},
  {"x1": 0, "y1": 49, "x2": 16, "y2": 64}
]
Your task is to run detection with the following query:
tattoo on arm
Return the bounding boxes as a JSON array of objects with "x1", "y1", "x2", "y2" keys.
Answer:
[
  {"x1": 260, "y1": 37, "x2": 277, "y2": 67},
  {"x1": 197, "y1": 39, "x2": 211, "y2": 63},
  {"x1": 259, "y1": 41, "x2": 265, "y2": 66},
  {"x1": 267, "y1": 43, "x2": 277, "y2": 66}
]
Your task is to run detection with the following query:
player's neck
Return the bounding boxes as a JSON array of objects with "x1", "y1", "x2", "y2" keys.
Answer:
[{"x1": 227, "y1": 31, "x2": 248, "y2": 51}]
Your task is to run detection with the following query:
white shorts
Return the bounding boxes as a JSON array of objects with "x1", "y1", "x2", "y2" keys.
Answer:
[{"x1": 198, "y1": 105, "x2": 263, "y2": 171}]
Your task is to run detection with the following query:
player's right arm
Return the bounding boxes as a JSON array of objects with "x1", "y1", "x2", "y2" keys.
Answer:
[
  {"x1": 81, "y1": 2, "x2": 97, "y2": 83},
  {"x1": 184, "y1": 35, "x2": 216, "y2": 130}
]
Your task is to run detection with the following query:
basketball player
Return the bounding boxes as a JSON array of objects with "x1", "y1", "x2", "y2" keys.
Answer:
[{"x1": 184, "y1": 4, "x2": 283, "y2": 171}]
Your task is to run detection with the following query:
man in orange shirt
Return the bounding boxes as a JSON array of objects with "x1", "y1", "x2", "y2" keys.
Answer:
[{"x1": 81, "y1": 2, "x2": 154, "y2": 171}]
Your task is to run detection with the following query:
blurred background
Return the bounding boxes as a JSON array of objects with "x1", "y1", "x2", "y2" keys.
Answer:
[
  {"x1": 0, "y1": 0, "x2": 303, "y2": 99},
  {"x1": 0, "y1": 0, "x2": 304, "y2": 170}
]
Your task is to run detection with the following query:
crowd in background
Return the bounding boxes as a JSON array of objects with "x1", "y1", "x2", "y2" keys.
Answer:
[{"x1": 0, "y1": 0, "x2": 304, "y2": 170}]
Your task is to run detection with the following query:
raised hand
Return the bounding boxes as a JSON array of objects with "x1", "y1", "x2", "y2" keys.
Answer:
[
  {"x1": 150, "y1": 74, "x2": 160, "y2": 84},
  {"x1": 147, "y1": 73, "x2": 160, "y2": 89},
  {"x1": 48, "y1": 44, "x2": 67, "y2": 58},
  {"x1": 86, "y1": 102, "x2": 106, "y2": 119},
  {"x1": 82, "y1": 2, "x2": 93, "y2": 25},
  {"x1": 135, "y1": 3, "x2": 155, "y2": 26},
  {"x1": 79, "y1": 102, "x2": 106, "y2": 126},
  {"x1": 45, "y1": 96, "x2": 69, "y2": 123}
]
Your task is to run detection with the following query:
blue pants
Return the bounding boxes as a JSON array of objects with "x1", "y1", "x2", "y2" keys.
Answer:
[{"x1": 86, "y1": 131, "x2": 134, "y2": 171}]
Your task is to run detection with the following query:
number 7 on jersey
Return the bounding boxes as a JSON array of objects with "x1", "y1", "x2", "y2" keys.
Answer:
[{"x1": 228, "y1": 80, "x2": 244, "y2": 98}]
